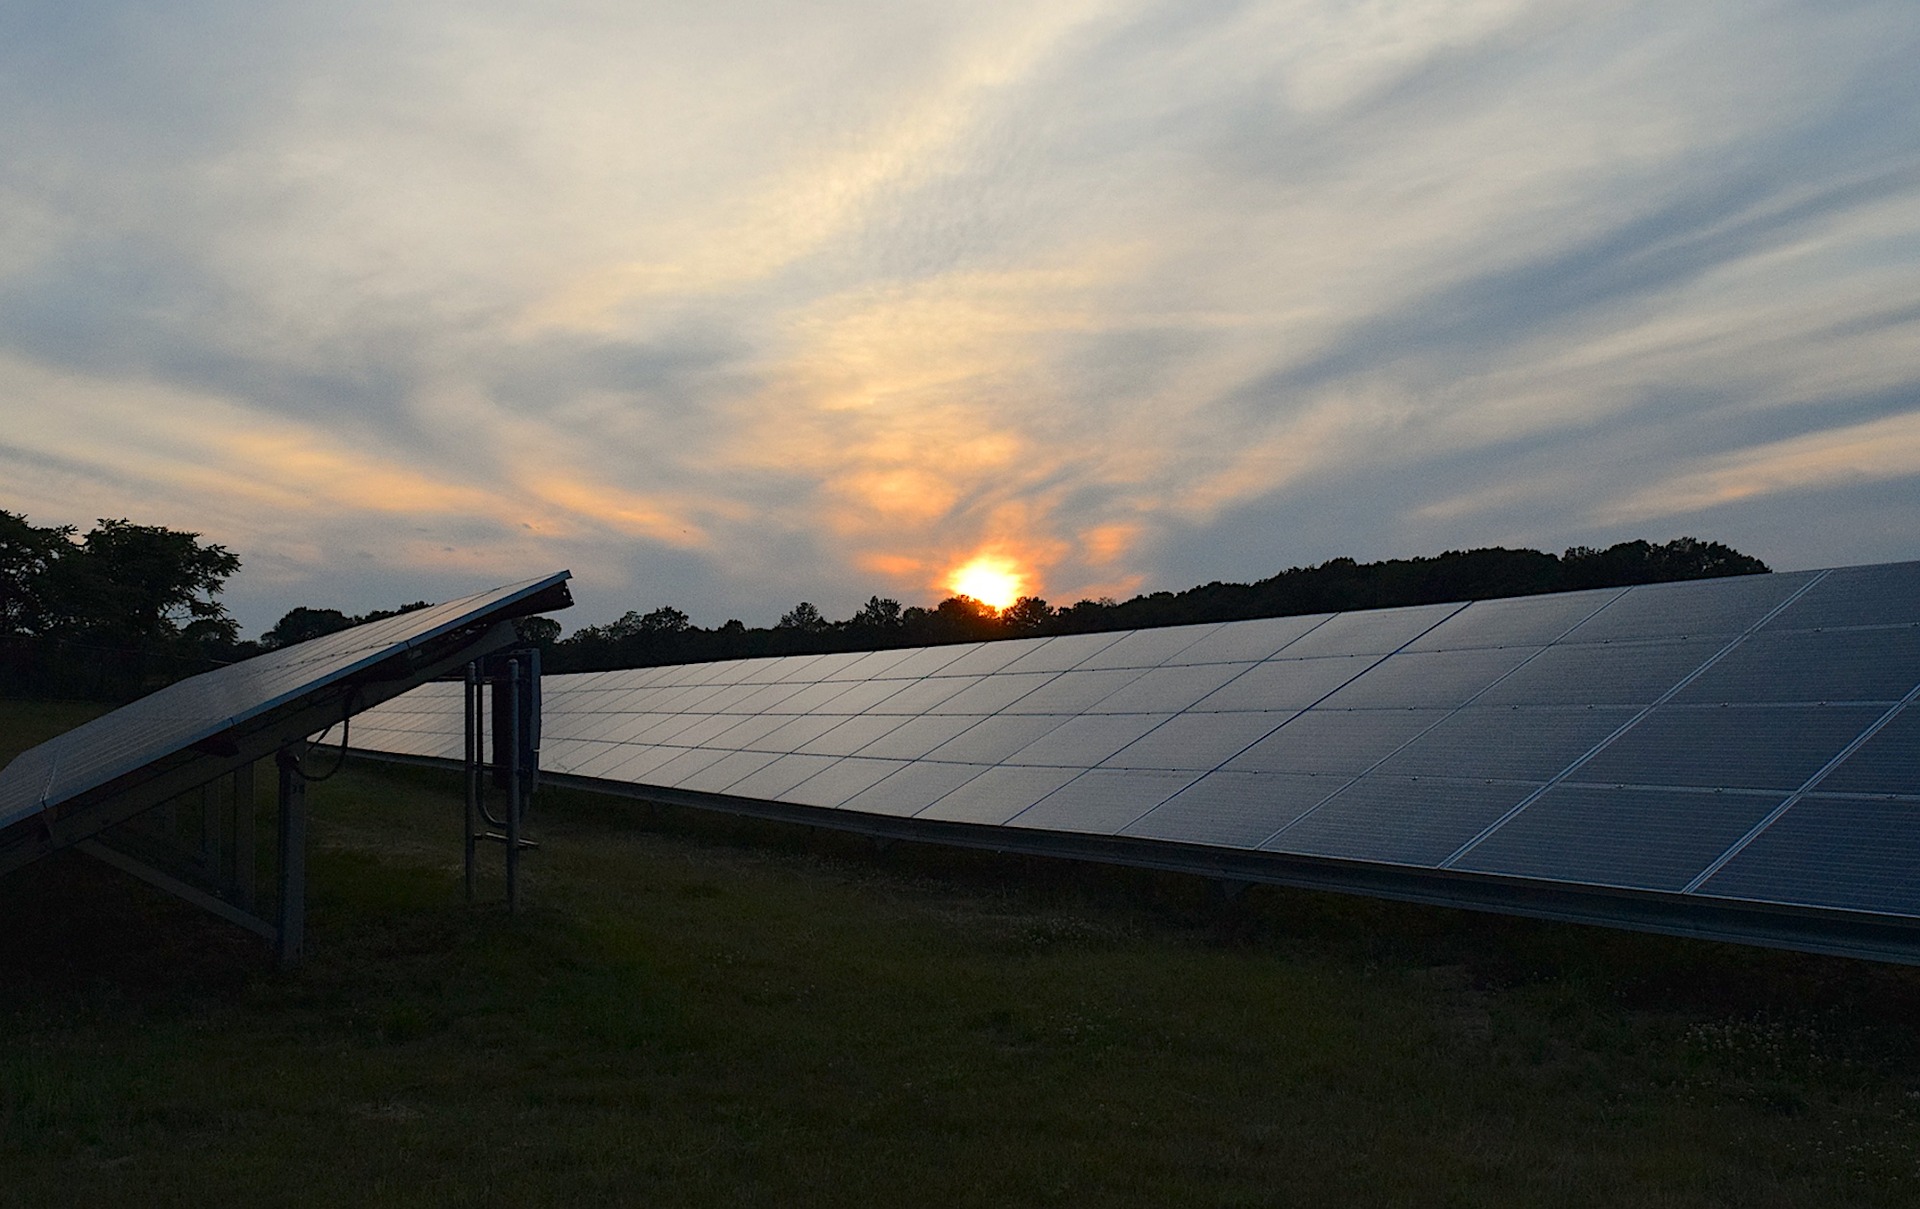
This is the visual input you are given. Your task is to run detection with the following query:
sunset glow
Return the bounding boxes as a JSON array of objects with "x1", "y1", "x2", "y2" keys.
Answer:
[{"x1": 948, "y1": 555, "x2": 1025, "y2": 612}]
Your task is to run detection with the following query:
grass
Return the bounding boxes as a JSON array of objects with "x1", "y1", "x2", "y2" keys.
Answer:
[{"x1": 4, "y1": 699, "x2": 1920, "y2": 1205}]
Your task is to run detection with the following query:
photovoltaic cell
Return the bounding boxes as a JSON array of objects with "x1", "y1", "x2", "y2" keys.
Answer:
[
  {"x1": 1277, "y1": 602, "x2": 1462, "y2": 657},
  {"x1": 870, "y1": 677, "x2": 981, "y2": 715},
  {"x1": 853, "y1": 714, "x2": 982, "y2": 759},
  {"x1": 918, "y1": 766, "x2": 1081, "y2": 825},
  {"x1": 1815, "y1": 705, "x2": 1920, "y2": 796},
  {"x1": 1317, "y1": 646, "x2": 1540, "y2": 710},
  {"x1": 1009, "y1": 769, "x2": 1200, "y2": 834},
  {"x1": 781, "y1": 757, "x2": 907, "y2": 808},
  {"x1": 1671, "y1": 627, "x2": 1920, "y2": 705},
  {"x1": 1473, "y1": 638, "x2": 1726, "y2": 707},
  {"x1": 1005, "y1": 714, "x2": 1172, "y2": 767},
  {"x1": 1573, "y1": 704, "x2": 1886, "y2": 792},
  {"x1": 1076, "y1": 623, "x2": 1220, "y2": 670},
  {"x1": 1698, "y1": 795, "x2": 1920, "y2": 915},
  {"x1": 1122, "y1": 771, "x2": 1341, "y2": 848},
  {"x1": 1762, "y1": 562, "x2": 1920, "y2": 632},
  {"x1": 1101, "y1": 711, "x2": 1295, "y2": 771},
  {"x1": 795, "y1": 714, "x2": 911, "y2": 757},
  {"x1": 1406, "y1": 588, "x2": 1621, "y2": 652},
  {"x1": 1006, "y1": 669, "x2": 1148, "y2": 714},
  {"x1": 929, "y1": 673, "x2": 1058, "y2": 715},
  {"x1": 840, "y1": 761, "x2": 985, "y2": 817},
  {"x1": 1560, "y1": 571, "x2": 1819, "y2": 643},
  {"x1": 1453, "y1": 785, "x2": 1787, "y2": 891},
  {"x1": 1224, "y1": 710, "x2": 1446, "y2": 777},
  {"x1": 998, "y1": 631, "x2": 1127, "y2": 673},
  {"x1": 1172, "y1": 613, "x2": 1330, "y2": 664},
  {"x1": 1370, "y1": 706, "x2": 1636, "y2": 783},
  {"x1": 677, "y1": 750, "x2": 780, "y2": 793},
  {"x1": 726, "y1": 753, "x2": 840, "y2": 798},
  {"x1": 1268, "y1": 778, "x2": 1537, "y2": 866},
  {"x1": 939, "y1": 639, "x2": 1051, "y2": 676},
  {"x1": 1091, "y1": 663, "x2": 1248, "y2": 713},
  {"x1": 1191, "y1": 655, "x2": 1379, "y2": 711},
  {"x1": 648, "y1": 747, "x2": 732, "y2": 785},
  {"x1": 924, "y1": 715, "x2": 1070, "y2": 764}
]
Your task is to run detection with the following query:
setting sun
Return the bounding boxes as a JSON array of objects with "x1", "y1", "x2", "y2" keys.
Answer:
[{"x1": 947, "y1": 555, "x2": 1025, "y2": 612}]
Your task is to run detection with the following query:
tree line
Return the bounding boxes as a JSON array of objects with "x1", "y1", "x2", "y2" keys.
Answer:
[
  {"x1": 542, "y1": 536, "x2": 1768, "y2": 673},
  {"x1": 2, "y1": 504, "x2": 1769, "y2": 698}
]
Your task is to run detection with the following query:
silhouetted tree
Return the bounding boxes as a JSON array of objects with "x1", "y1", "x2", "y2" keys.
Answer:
[
  {"x1": 1002, "y1": 595, "x2": 1053, "y2": 633},
  {"x1": 262, "y1": 606, "x2": 355, "y2": 649},
  {"x1": 847, "y1": 596, "x2": 904, "y2": 631},
  {"x1": 0, "y1": 510, "x2": 72, "y2": 637},
  {"x1": 777, "y1": 601, "x2": 828, "y2": 632}
]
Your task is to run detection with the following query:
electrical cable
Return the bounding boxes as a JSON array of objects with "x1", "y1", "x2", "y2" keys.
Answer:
[{"x1": 297, "y1": 685, "x2": 359, "y2": 782}]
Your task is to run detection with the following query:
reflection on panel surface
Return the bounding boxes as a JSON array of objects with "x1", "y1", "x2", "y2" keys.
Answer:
[{"x1": 346, "y1": 561, "x2": 1920, "y2": 958}]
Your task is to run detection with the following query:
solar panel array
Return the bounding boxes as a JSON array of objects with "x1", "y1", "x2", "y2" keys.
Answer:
[
  {"x1": 0, "y1": 572, "x2": 571, "y2": 833},
  {"x1": 351, "y1": 561, "x2": 1920, "y2": 940}
]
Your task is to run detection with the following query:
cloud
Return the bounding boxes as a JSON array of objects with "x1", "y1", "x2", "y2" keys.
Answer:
[{"x1": 1, "y1": 0, "x2": 1918, "y2": 634}]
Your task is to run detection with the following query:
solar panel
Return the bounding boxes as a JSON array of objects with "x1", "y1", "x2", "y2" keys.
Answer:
[
  {"x1": 0, "y1": 571, "x2": 571, "y2": 961},
  {"x1": 348, "y1": 561, "x2": 1920, "y2": 964},
  {"x1": 2, "y1": 572, "x2": 571, "y2": 857}
]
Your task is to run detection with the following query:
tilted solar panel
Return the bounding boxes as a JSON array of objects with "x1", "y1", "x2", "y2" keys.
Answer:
[
  {"x1": 1, "y1": 572, "x2": 571, "y2": 877},
  {"x1": 349, "y1": 561, "x2": 1920, "y2": 963}
]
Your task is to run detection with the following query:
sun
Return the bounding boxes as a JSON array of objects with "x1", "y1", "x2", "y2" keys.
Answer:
[{"x1": 947, "y1": 555, "x2": 1025, "y2": 612}]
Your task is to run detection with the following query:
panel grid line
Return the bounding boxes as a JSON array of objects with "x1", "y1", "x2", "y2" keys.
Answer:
[
  {"x1": 1682, "y1": 677, "x2": 1920, "y2": 895},
  {"x1": 908, "y1": 611, "x2": 1346, "y2": 822},
  {"x1": 1437, "y1": 570, "x2": 1833, "y2": 870},
  {"x1": 997, "y1": 605, "x2": 1471, "y2": 832},
  {"x1": 1249, "y1": 590, "x2": 1631, "y2": 850}
]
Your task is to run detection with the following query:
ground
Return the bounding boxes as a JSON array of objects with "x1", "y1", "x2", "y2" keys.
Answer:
[{"x1": 3, "y1": 699, "x2": 1920, "y2": 1206}]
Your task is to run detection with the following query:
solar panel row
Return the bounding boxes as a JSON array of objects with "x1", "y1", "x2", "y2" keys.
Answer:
[
  {"x1": 350, "y1": 562, "x2": 1920, "y2": 937},
  {"x1": 0, "y1": 572, "x2": 572, "y2": 849}
]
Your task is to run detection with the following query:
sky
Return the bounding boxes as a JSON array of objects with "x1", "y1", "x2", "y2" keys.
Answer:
[{"x1": 2, "y1": 0, "x2": 1918, "y2": 636}]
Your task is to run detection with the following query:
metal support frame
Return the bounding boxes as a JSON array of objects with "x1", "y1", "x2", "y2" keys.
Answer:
[
  {"x1": 16, "y1": 617, "x2": 540, "y2": 967},
  {"x1": 462, "y1": 651, "x2": 541, "y2": 912},
  {"x1": 274, "y1": 748, "x2": 307, "y2": 966},
  {"x1": 76, "y1": 742, "x2": 308, "y2": 965}
]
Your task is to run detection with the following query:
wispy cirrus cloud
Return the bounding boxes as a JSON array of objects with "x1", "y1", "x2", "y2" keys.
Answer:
[{"x1": 1, "y1": 0, "x2": 1917, "y2": 632}]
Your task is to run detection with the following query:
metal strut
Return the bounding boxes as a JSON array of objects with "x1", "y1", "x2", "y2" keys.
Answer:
[{"x1": 462, "y1": 650, "x2": 542, "y2": 913}]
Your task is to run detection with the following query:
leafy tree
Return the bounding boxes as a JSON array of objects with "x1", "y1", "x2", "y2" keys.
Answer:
[
  {"x1": 262, "y1": 606, "x2": 355, "y2": 649},
  {"x1": 777, "y1": 601, "x2": 828, "y2": 632},
  {"x1": 44, "y1": 518, "x2": 241, "y2": 644},
  {"x1": 514, "y1": 616, "x2": 563, "y2": 647},
  {"x1": 637, "y1": 606, "x2": 691, "y2": 633},
  {"x1": 1002, "y1": 595, "x2": 1053, "y2": 633},
  {"x1": 0, "y1": 510, "x2": 73, "y2": 637},
  {"x1": 848, "y1": 596, "x2": 904, "y2": 630}
]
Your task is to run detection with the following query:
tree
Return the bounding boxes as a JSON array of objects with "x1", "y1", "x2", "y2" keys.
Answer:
[
  {"x1": 44, "y1": 518, "x2": 241, "y2": 644},
  {"x1": 514, "y1": 616, "x2": 563, "y2": 647},
  {"x1": 847, "y1": 596, "x2": 904, "y2": 630},
  {"x1": 262, "y1": 606, "x2": 355, "y2": 649},
  {"x1": 637, "y1": 605, "x2": 691, "y2": 633},
  {"x1": 1002, "y1": 595, "x2": 1053, "y2": 633},
  {"x1": 777, "y1": 601, "x2": 828, "y2": 632},
  {"x1": 0, "y1": 510, "x2": 73, "y2": 637},
  {"x1": 1561, "y1": 537, "x2": 1769, "y2": 589}
]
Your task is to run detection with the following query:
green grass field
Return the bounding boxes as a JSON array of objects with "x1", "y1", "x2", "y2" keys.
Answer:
[{"x1": 4, "y1": 699, "x2": 1920, "y2": 1206}]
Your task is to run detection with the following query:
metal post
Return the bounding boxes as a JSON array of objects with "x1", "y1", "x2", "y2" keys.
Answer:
[
  {"x1": 507, "y1": 656, "x2": 522, "y2": 915},
  {"x1": 275, "y1": 748, "x2": 307, "y2": 967},
  {"x1": 200, "y1": 781, "x2": 217, "y2": 871},
  {"x1": 232, "y1": 759, "x2": 255, "y2": 911},
  {"x1": 464, "y1": 660, "x2": 479, "y2": 904}
]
